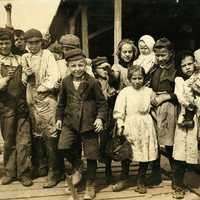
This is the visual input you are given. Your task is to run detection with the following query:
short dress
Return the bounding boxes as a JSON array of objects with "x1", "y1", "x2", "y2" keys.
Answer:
[
  {"x1": 113, "y1": 86, "x2": 158, "y2": 162},
  {"x1": 173, "y1": 77, "x2": 199, "y2": 164}
]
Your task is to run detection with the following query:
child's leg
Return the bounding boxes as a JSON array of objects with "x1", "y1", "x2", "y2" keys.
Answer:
[
  {"x1": 82, "y1": 131, "x2": 99, "y2": 199},
  {"x1": 112, "y1": 159, "x2": 130, "y2": 192},
  {"x1": 43, "y1": 135, "x2": 60, "y2": 188},
  {"x1": 147, "y1": 147, "x2": 162, "y2": 186},
  {"x1": 16, "y1": 114, "x2": 32, "y2": 186},
  {"x1": 1, "y1": 111, "x2": 17, "y2": 185},
  {"x1": 173, "y1": 160, "x2": 186, "y2": 199},
  {"x1": 135, "y1": 162, "x2": 149, "y2": 194}
]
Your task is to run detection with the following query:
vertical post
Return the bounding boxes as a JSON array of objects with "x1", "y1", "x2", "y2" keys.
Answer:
[
  {"x1": 114, "y1": 0, "x2": 122, "y2": 64},
  {"x1": 81, "y1": 1, "x2": 89, "y2": 57}
]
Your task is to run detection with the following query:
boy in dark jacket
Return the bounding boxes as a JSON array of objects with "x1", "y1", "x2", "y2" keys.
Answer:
[{"x1": 56, "y1": 48, "x2": 107, "y2": 200}]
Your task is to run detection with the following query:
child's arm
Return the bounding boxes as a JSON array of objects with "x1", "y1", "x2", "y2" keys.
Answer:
[
  {"x1": 4, "y1": 3, "x2": 13, "y2": 29},
  {"x1": 56, "y1": 79, "x2": 67, "y2": 123},
  {"x1": 93, "y1": 80, "x2": 108, "y2": 132},
  {"x1": 113, "y1": 89, "x2": 127, "y2": 134}
]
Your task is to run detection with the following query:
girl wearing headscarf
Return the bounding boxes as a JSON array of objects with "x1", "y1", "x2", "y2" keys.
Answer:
[{"x1": 133, "y1": 35, "x2": 156, "y2": 74}]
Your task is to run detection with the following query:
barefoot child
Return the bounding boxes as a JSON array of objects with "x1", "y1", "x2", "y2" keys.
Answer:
[{"x1": 113, "y1": 65, "x2": 158, "y2": 194}]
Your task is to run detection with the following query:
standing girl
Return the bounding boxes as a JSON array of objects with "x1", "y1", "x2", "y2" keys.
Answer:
[
  {"x1": 172, "y1": 50, "x2": 199, "y2": 199},
  {"x1": 111, "y1": 39, "x2": 138, "y2": 191},
  {"x1": 113, "y1": 65, "x2": 158, "y2": 193},
  {"x1": 112, "y1": 39, "x2": 138, "y2": 90}
]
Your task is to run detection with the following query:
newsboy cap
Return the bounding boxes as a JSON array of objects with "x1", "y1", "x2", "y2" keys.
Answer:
[
  {"x1": 0, "y1": 27, "x2": 13, "y2": 40},
  {"x1": 25, "y1": 29, "x2": 42, "y2": 40},
  {"x1": 65, "y1": 48, "x2": 86, "y2": 61},
  {"x1": 92, "y1": 56, "x2": 108, "y2": 68},
  {"x1": 59, "y1": 34, "x2": 80, "y2": 48}
]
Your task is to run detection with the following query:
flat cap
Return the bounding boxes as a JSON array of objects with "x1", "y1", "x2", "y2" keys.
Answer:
[
  {"x1": 25, "y1": 29, "x2": 42, "y2": 40},
  {"x1": 59, "y1": 34, "x2": 80, "y2": 48},
  {"x1": 0, "y1": 27, "x2": 13, "y2": 40},
  {"x1": 65, "y1": 48, "x2": 86, "y2": 61},
  {"x1": 92, "y1": 56, "x2": 108, "y2": 68}
]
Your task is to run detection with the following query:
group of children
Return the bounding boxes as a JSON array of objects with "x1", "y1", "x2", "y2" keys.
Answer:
[{"x1": 0, "y1": 5, "x2": 200, "y2": 200}]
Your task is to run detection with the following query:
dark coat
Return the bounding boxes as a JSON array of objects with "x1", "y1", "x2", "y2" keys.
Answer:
[{"x1": 56, "y1": 73, "x2": 107, "y2": 133}]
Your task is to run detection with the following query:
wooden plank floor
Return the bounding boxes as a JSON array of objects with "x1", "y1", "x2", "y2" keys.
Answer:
[{"x1": 0, "y1": 155, "x2": 200, "y2": 200}]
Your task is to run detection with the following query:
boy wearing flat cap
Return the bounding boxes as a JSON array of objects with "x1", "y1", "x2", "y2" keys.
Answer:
[
  {"x1": 56, "y1": 49, "x2": 107, "y2": 199},
  {"x1": 22, "y1": 28, "x2": 61, "y2": 188},
  {"x1": 57, "y1": 34, "x2": 94, "y2": 79},
  {"x1": 0, "y1": 28, "x2": 32, "y2": 186},
  {"x1": 92, "y1": 56, "x2": 117, "y2": 184}
]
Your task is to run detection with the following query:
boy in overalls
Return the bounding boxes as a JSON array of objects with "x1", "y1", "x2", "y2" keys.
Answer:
[{"x1": 0, "y1": 28, "x2": 32, "y2": 186}]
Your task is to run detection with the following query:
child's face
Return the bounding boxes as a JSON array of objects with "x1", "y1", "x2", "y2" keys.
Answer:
[
  {"x1": 155, "y1": 48, "x2": 173, "y2": 66},
  {"x1": 94, "y1": 63, "x2": 110, "y2": 79},
  {"x1": 26, "y1": 37, "x2": 42, "y2": 54},
  {"x1": 130, "y1": 71, "x2": 144, "y2": 90},
  {"x1": 139, "y1": 41, "x2": 150, "y2": 55},
  {"x1": 120, "y1": 43, "x2": 133, "y2": 63},
  {"x1": 68, "y1": 58, "x2": 86, "y2": 79},
  {"x1": 0, "y1": 39, "x2": 12, "y2": 56},
  {"x1": 181, "y1": 56, "x2": 195, "y2": 77},
  {"x1": 14, "y1": 35, "x2": 26, "y2": 50}
]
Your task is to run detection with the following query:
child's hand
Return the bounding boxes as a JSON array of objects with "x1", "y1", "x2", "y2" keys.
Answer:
[
  {"x1": 4, "y1": 3, "x2": 12, "y2": 12},
  {"x1": 54, "y1": 79, "x2": 62, "y2": 90},
  {"x1": 37, "y1": 85, "x2": 47, "y2": 93},
  {"x1": 25, "y1": 67, "x2": 34, "y2": 76},
  {"x1": 7, "y1": 67, "x2": 16, "y2": 79},
  {"x1": 151, "y1": 94, "x2": 170, "y2": 107},
  {"x1": 117, "y1": 125, "x2": 124, "y2": 136},
  {"x1": 56, "y1": 120, "x2": 62, "y2": 130},
  {"x1": 94, "y1": 118, "x2": 103, "y2": 133}
]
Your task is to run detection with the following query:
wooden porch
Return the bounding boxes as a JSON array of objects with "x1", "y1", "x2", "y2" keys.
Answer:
[{"x1": 0, "y1": 154, "x2": 200, "y2": 200}]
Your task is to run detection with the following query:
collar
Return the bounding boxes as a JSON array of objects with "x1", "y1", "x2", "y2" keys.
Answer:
[
  {"x1": 29, "y1": 49, "x2": 43, "y2": 57},
  {"x1": 0, "y1": 52, "x2": 15, "y2": 60}
]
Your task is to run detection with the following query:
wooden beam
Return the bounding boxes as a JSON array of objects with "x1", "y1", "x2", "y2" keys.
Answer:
[
  {"x1": 114, "y1": 0, "x2": 122, "y2": 64},
  {"x1": 81, "y1": 1, "x2": 89, "y2": 57},
  {"x1": 69, "y1": 5, "x2": 81, "y2": 34},
  {"x1": 88, "y1": 26, "x2": 113, "y2": 40}
]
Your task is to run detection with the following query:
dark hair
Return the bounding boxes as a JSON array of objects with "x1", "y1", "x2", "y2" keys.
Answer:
[
  {"x1": 153, "y1": 37, "x2": 174, "y2": 52},
  {"x1": 127, "y1": 65, "x2": 146, "y2": 81},
  {"x1": 116, "y1": 39, "x2": 138, "y2": 61},
  {"x1": 176, "y1": 50, "x2": 195, "y2": 77},
  {"x1": 13, "y1": 29, "x2": 25, "y2": 37}
]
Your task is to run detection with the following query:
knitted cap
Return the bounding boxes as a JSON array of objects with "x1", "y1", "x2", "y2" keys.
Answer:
[
  {"x1": 59, "y1": 34, "x2": 80, "y2": 48},
  {"x1": 25, "y1": 29, "x2": 42, "y2": 40},
  {"x1": 0, "y1": 28, "x2": 13, "y2": 40},
  {"x1": 65, "y1": 48, "x2": 86, "y2": 61},
  {"x1": 92, "y1": 56, "x2": 109, "y2": 69}
]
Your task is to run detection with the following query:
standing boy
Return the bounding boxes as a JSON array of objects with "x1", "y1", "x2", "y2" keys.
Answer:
[
  {"x1": 148, "y1": 38, "x2": 177, "y2": 187},
  {"x1": 22, "y1": 29, "x2": 61, "y2": 188},
  {"x1": 0, "y1": 28, "x2": 32, "y2": 186},
  {"x1": 56, "y1": 48, "x2": 107, "y2": 200}
]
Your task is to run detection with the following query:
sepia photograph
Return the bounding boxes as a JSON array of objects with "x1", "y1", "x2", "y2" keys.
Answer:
[{"x1": 0, "y1": 0, "x2": 200, "y2": 199}]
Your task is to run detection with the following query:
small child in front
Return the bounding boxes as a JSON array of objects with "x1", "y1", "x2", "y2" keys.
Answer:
[
  {"x1": 113, "y1": 65, "x2": 158, "y2": 194},
  {"x1": 56, "y1": 48, "x2": 107, "y2": 200}
]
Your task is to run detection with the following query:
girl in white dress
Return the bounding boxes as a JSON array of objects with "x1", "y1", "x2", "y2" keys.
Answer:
[{"x1": 113, "y1": 65, "x2": 158, "y2": 194}]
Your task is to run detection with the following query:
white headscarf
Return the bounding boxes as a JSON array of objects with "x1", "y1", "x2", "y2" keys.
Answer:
[{"x1": 133, "y1": 35, "x2": 156, "y2": 74}]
